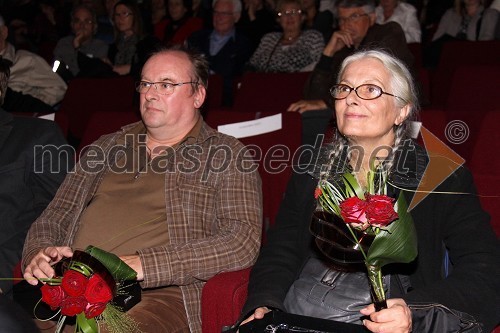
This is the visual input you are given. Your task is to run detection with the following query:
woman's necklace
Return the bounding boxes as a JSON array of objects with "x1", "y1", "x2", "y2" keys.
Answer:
[{"x1": 281, "y1": 33, "x2": 300, "y2": 45}]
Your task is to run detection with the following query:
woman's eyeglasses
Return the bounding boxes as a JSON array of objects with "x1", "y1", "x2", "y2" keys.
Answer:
[
  {"x1": 330, "y1": 84, "x2": 406, "y2": 102},
  {"x1": 114, "y1": 12, "x2": 133, "y2": 18},
  {"x1": 277, "y1": 9, "x2": 302, "y2": 17}
]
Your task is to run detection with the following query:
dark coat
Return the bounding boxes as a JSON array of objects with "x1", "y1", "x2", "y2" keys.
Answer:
[
  {"x1": 303, "y1": 22, "x2": 417, "y2": 104},
  {"x1": 0, "y1": 110, "x2": 73, "y2": 295},
  {"x1": 243, "y1": 143, "x2": 500, "y2": 332},
  {"x1": 187, "y1": 29, "x2": 252, "y2": 106}
]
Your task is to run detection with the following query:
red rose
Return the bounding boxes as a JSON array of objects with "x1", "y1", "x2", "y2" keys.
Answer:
[
  {"x1": 314, "y1": 187, "x2": 322, "y2": 199},
  {"x1": 365, "y1": 194, "x2": 398, "y2": 226},
  {"x1": 61, "y1": 270, "x2": 88, "y2": 297},
  {"x1": 60, "y1": 296, "x2": 87, "y2": 316},
  {"x1": 40, "y1": 284, "x2": 65, "y2": 309},
  {"x1": 339, "y1": 197, "x2": 368, "y2": 224},
  {"x1": 84, "y1": 302, "x2": 107, "y2": 319},
  {"x1": 85, "y1": 274, "x2": 113, "y2": 304}
]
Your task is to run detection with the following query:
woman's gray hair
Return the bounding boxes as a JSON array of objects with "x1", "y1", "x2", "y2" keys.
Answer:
[
  {"x1": 321, "y1": 49, "x2": 419, "y2": 179},
  {"x1": 335, "y1": 0, "x2": 375, "y2": 13}
]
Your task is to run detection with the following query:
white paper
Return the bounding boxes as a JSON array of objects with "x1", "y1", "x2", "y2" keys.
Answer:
[
  {"x1": 217, "y1": 113, "x2": 282, "y2": 139},
  {"x1": 38, "y1": 113, "x2": 56, "y2": 121}
]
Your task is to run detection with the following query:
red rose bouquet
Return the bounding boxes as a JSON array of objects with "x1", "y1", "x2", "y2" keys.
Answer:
[
  {"x1": 314, "y1": 168, "x2": 418, "y2": 310},
  {"x1": 37, "y1": 246, "x2": 141, "y2": 333}
]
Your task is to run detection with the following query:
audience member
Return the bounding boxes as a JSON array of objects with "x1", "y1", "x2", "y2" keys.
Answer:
[
  {"x1": 240, "y1": 48, "x2": 500, "y2": 333},
  {"x1": 423, "y1": 0, "x2": 498, "y2": 67},
  {"x1": 53, "y1": 5, "x2": 109, "y2": 79},
  {"x1": 432, "y1": 0, "x2": 498, "y2": 41},
  {"x1": 187, "y1": 0, "x2": 252, "y2": 106},
  {"x1": 419, "y1": 0, "x2": 454, "y2": 43},
  {"x1": 246, "y1": 0, "x2": 325, "y2": 72},
  {"x1": 0, "y1": 57, "x2": 73, "y2": 298},
  {"x1": 237, "y1": 0, "x2": 278, "y2": 52},
  {"x1": 0, "y1": 14, "x2": 67, "y2": 113},
  {"x1": 96, "y1": 0, "x2": 119, "y2": 44},
  {"x1": 154, "y1": 0, "x2": 204, "y2": 46},
  {"x1": 302, "y1": 0, "x2": 334, "y2": 42},
  {"x1": 32, "y1": 0, "x2": 71, "y2": 48},
  {"x1": 375, "y1": 0, "x2": 421, "y2": 43},
  {"x1": 288, "y1": 0, "x2": 415, "y2": 114},
  {"x1": 105, "y1": 0, "x2": 160, "y2": 77},
  {"x1": 20, "y1": 45, "x2": 262, "y2": 333}
]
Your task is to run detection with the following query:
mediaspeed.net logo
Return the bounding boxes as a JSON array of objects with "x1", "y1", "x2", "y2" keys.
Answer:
[{"x1": 408, "y1": 125, "x2": 466, "y2": 211}]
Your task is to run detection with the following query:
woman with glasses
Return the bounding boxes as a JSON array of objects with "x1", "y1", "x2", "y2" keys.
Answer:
[
  {"x1": 105, "y1": 0, "x2": 160, "y2": 76},
  {"x1": 238, "y1": 49, "x2": 500, "y2": 333},
  {"x1": 245, "y1": 0, "x2": 324, "y2": 72}
]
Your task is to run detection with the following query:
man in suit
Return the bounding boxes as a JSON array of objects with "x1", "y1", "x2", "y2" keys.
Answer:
[
  {"x1": 0, "y1": 58, "x2": 73, "y2": 297},
  {"x1": 187, "y1": 0, "x2": 252, "y2": 106}
]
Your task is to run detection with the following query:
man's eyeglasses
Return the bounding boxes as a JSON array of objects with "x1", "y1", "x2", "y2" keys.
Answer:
[
  {"x1": 330, "y1": 84, "x2": 405, "y2": 102},
  {"x1": 72, "y1": 19, "x2": 94, "y2": 25},
  {"x1": 337, "y1": 13, "x2": 368, "y2": 25},
  {"x1": 213, "y1": 10, "x2": 234, "y2": 16},
  {"x1": 135, "y1": 81, "x2": 199, "y2": 95},
  {"x1": 277, "y1": 9, "x2": 302, "y2": 17},
  {"x1": 114, "y1": 12, "x2": 133, "y2": 18}
]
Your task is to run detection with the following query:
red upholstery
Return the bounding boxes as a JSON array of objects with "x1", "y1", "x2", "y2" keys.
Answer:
[
  {"x1": 201, "y1": 268, "x2": 250, "y2": 332},
  {"x1": 429, "y1": 40, "x2": 500, "y2": 108},
  {"x1": 445, "y1": 65, "x2": 500, "y2": 113},
  {"x1": 58, "y1": 76, "x2": 136, "y2": 141},
  {"x1": 202, "y1": 111, "x2": 302, "y2": 332},
  {"x1": 232, "y1": 72, "x2": 310, "y2": 113},
  {"x1": 77, "y1": 108, "x2": 141, "y2": 157}
]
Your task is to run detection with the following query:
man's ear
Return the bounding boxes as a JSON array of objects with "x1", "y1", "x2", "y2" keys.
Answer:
[{"x1": 395, "y1": 104, "x2": 410, "y2": 126}]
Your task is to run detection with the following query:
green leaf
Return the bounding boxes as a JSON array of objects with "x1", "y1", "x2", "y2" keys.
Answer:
[
  {"x1": 75, "y1": 313, "x2": 98, "y2": 333},
  {"x1": 84, "y1": 246, "x2": 137, "y2": 281},
  {"x1": 366, "y1": 194, "x2": 418, "y2": 267},
  {"x1": 342, "y1": 173, "x2": 365, "y2": 199}
]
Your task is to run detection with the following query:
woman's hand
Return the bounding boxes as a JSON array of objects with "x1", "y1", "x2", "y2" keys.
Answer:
[
  {"x1": 240, "y1": 307, "x2": 271, "y2": 326},
  {"x1": 360, "y1": 298, "x2": 412, "y2": 333},
  {"x1": 23, "y1": 246, "x2": 73, "y2": 285},
  {"x1": 119, "y1": 254, "x2": 144, "y2": 281},
  {"x1": 288, "y1": 99, "x2": 327, "y2": 113}
]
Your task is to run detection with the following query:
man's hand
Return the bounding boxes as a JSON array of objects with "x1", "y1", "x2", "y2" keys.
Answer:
[
  {"x1": 120, "y1": 254, "x2": 144, "y2": 281},
  {"x1": 360, "y1": 298, "x2": 412, "y2": 333},
  {"x1": 287, "y1": 99, "x2": 327, "y2": 113},
  {"x1": 23, "y1": 246, "x2": 73, "y2": 285},
  {"x1": 323, "y1": 30, "x2": 354, "y2": 56}
]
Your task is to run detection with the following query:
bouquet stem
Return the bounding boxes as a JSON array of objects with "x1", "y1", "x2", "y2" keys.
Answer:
[{"x1": 366, "y1": 264, "x2": 387, "y2": 311}]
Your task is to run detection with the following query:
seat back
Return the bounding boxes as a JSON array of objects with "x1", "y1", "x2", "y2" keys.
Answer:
[
  {"x1": 58, "y1": 76, "x2": 136, "y2": 142},
  {"x1": 232, "y1": 72, "x2": 310, "y2": 113},
  {"x1": 430, "y1": 40, "x2": 500, "y2": 107},
  {"x1": 445, "y1": 64, "x2": 500, "y2": 113},
  {"x1": 77, "y1": 108, "x2": 141, "y2": 158},
  {"x1": 205, "y1": 110, "x2": 302, "y2": 238}
]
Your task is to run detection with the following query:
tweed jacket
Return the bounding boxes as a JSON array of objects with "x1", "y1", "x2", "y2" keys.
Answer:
[{"x1": 22, "y1": 119, "x2": 263, "y2": 332}]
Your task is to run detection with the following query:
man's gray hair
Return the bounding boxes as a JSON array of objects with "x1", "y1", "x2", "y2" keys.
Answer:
[
  {"x1": 212, "y1": 0, "x2": 242, "y2": 13},
  {"x1": 335, "y1": 0, "x2": 375, "y2": 13}
]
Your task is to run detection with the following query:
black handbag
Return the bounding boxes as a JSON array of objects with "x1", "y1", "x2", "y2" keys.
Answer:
[{"x1": 239, "y1": 311, "x2": 369, "y2": 333}]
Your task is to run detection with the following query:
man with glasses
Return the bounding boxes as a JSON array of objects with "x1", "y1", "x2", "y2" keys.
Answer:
[
  {"x1": 53, "y1": 5, "x2": 109, "y2": 80},
  {"x1": 287, "y1": 0, "x2": 415, "y2": 115},
  {"x1": 20, "y1": 46, "x2": 262, "y2": 333},
  {"x1": 187, "y1": 0, "x2": 252, "y2": 106}
]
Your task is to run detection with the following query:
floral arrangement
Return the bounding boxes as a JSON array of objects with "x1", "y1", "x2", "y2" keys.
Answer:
[
  {"x1": 37, "y1": 246, "x2": 141, "y2": 333},
  {"x1": 314, "y1": 167, "x2": 418, "y2": 310}
]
